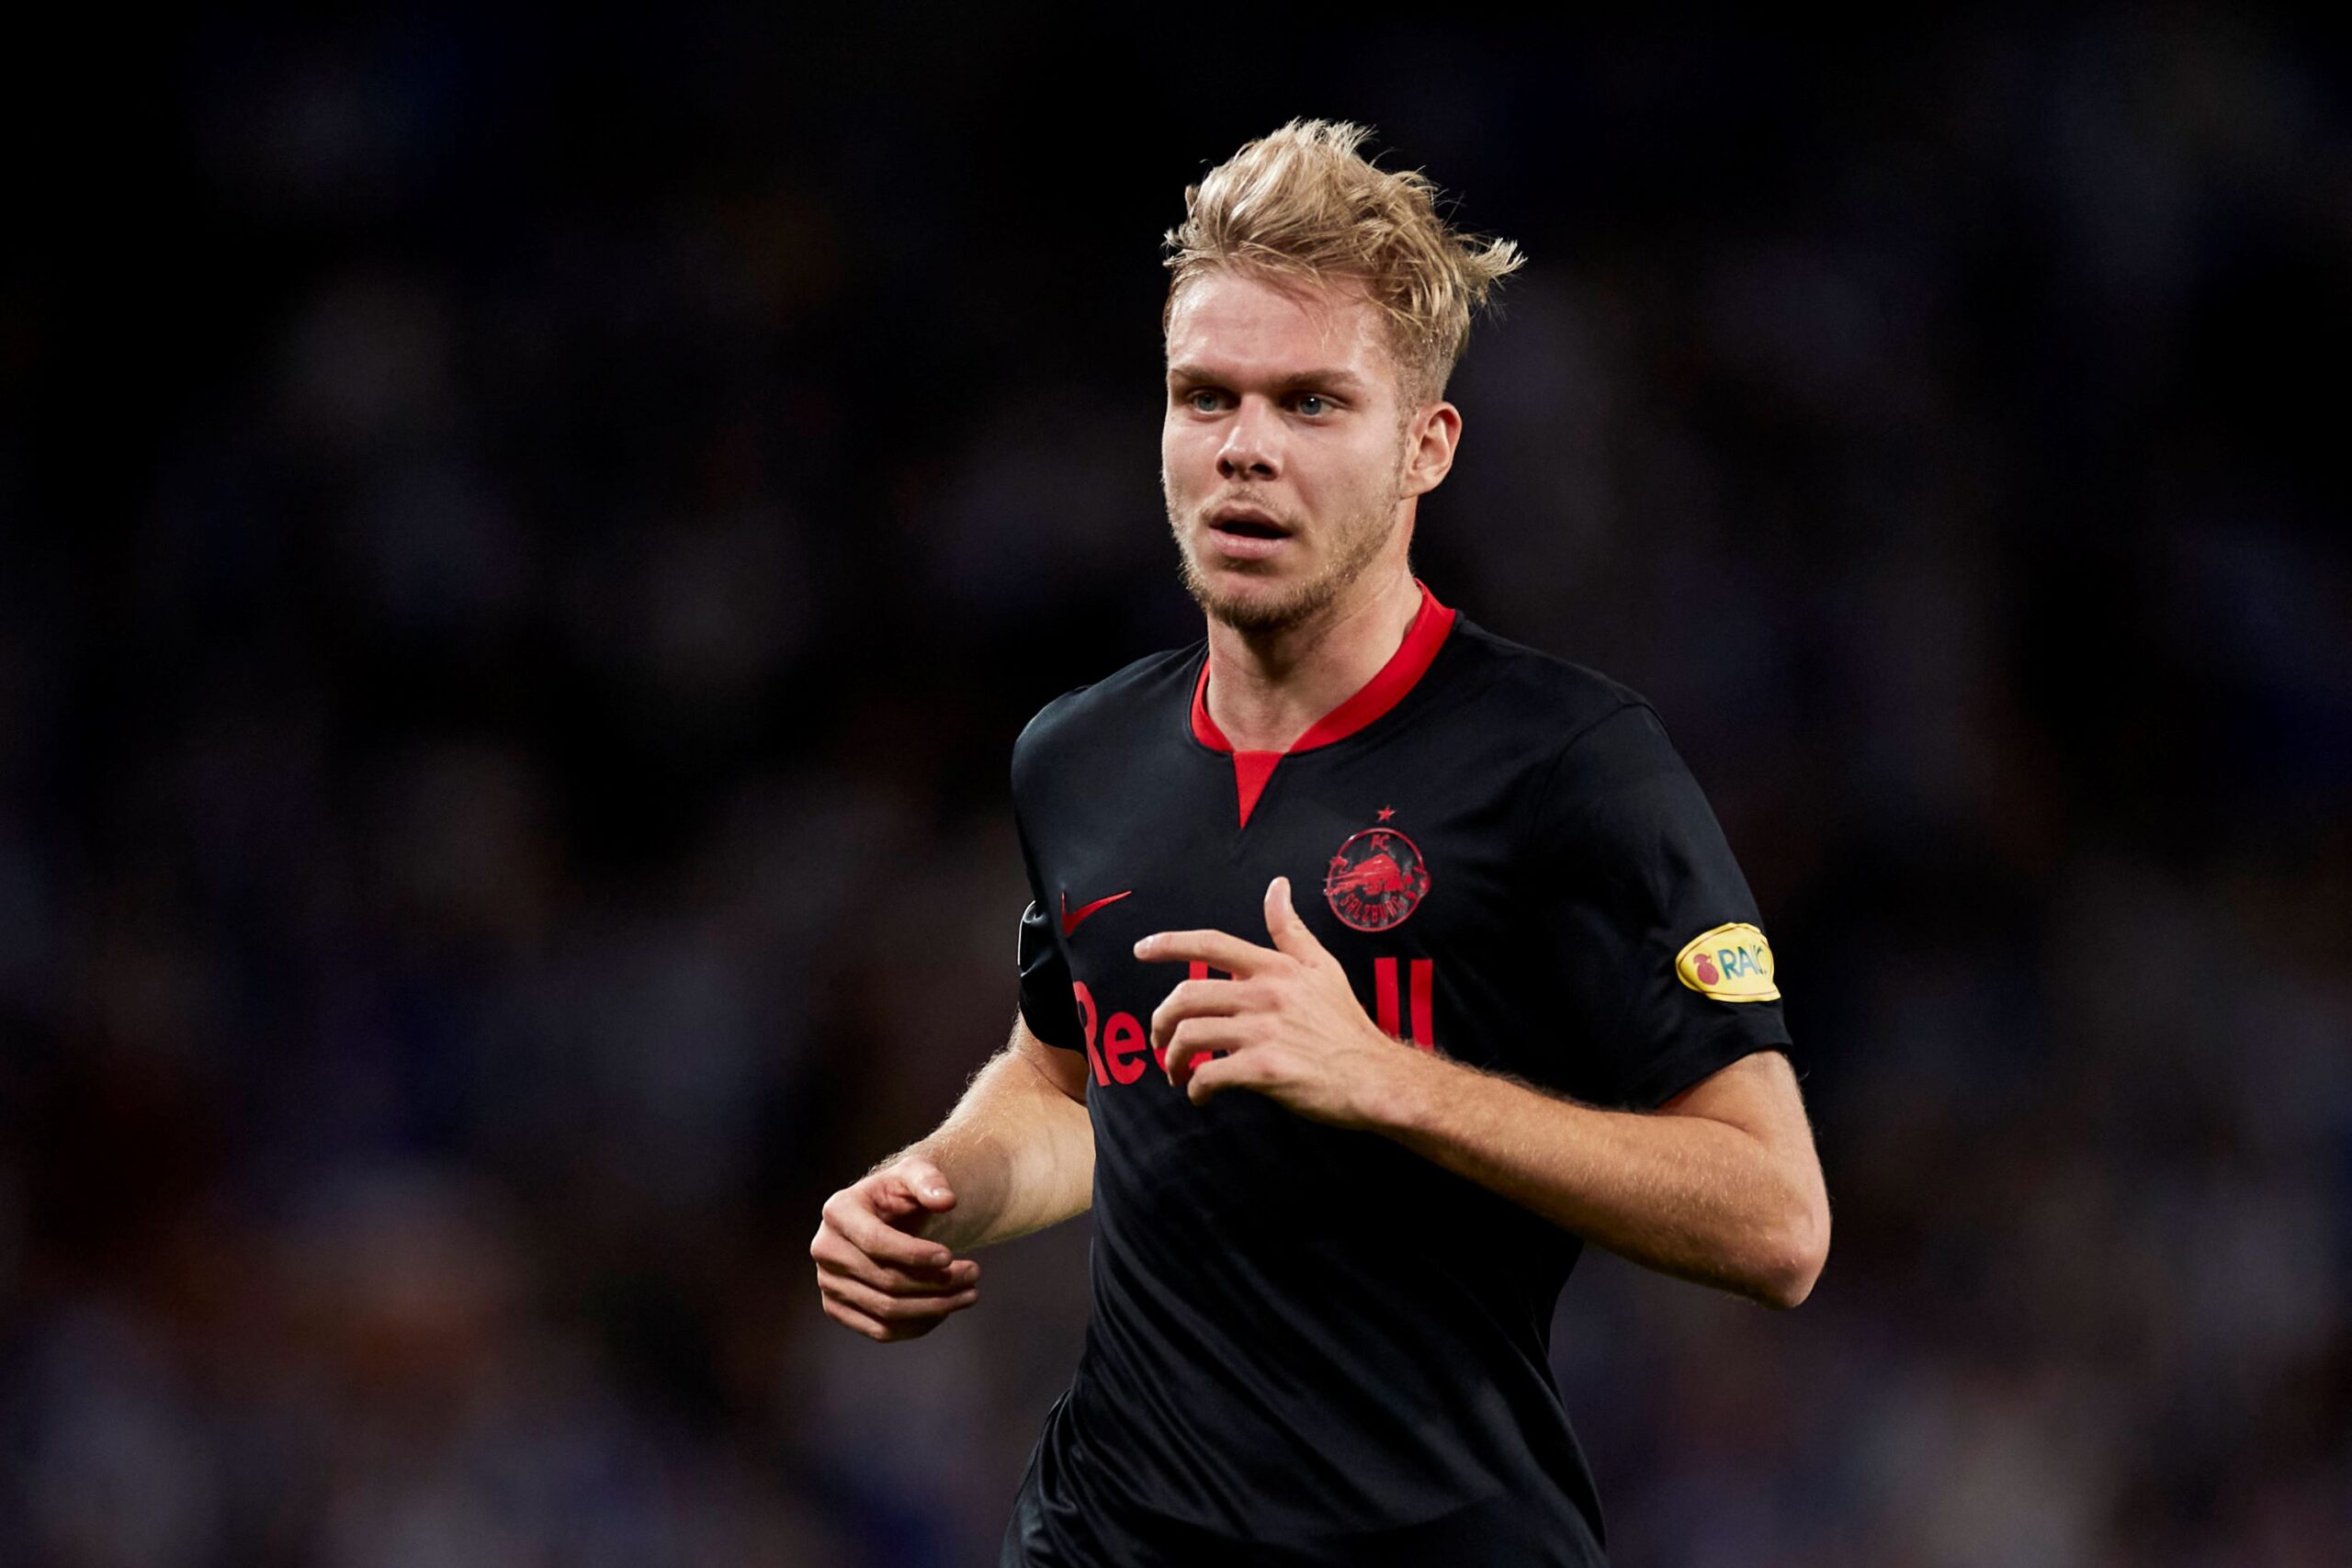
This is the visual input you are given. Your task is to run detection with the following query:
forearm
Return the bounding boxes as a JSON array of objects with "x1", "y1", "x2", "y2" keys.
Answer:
[
  {"x1": 1371, "y1": 1050, "x2": 1824, "y2": 1307},
  {"x1": 888, "y1": 1043, "x2": 1094, "y2": 1252}
]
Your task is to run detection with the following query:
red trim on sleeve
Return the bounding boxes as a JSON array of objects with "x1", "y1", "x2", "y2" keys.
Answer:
[{"x1": 1191, "y1": 581, "x2": 1456, "y2": 827}]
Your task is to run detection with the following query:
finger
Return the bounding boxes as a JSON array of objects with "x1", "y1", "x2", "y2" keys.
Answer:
[
  {"x1": 824, "y1": 1193, "x2": 956, "y2": 1270},
  {"x1": 895, "y1": 1157, "x2": 957, "y2": 1213},
  {"x1": 815, "y1": 1235, "x2": 979, "y2": 1295},
  {"x1": 1262, "y1": 876, "x2": 1326, "y2": 961},
  {"x1": 1135, "y1": 928, "x2": 1281, "y2": 975},
  {"x1": 820, "y1": 1269, "x2": 980, "y2": 1327},
  {"x1": 1148, "y1": 977, "x2": 1248, "y2": 1058},
  {"x1": 1186, "y1": 1049, "x2": 1272, "y2": 1107},
  {"x1": 820, "y1": 1292, "x2": 897, "y2": 1342},
  {"x1": 1164, "y1": 1016, "x2": 1250, "y2": 1087},
  {"x1": 867, "y1": 1166, "x2": 956, "y2": 1224},
  {"x1": 819, "y1": 1288, "x2": 952, "y2": 1344}
]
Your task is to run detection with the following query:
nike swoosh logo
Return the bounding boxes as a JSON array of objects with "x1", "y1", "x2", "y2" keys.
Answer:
[{"x1": 1061, "y1": 889, "x2": 1133, "y2": 937}]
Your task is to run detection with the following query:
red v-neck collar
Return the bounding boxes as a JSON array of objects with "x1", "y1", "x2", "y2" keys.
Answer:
[{"x1": 1190, "y1": 580, "x2": 1456, "y2": 827}]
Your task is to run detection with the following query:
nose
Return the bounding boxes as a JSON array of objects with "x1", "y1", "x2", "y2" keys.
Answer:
[{"x1": 1216, "y1": 396, "x2": 1281, "y2": 480}]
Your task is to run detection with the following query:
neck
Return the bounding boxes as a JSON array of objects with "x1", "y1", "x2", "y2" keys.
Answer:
[{"x1": 1204, "y1": 553, "x2": 1424, "y2": 753}]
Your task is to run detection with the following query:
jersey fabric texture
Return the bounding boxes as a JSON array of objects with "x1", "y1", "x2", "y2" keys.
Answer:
[{"x1": 1001, "y1": 582, "x2": 1792, "y2": 1566}]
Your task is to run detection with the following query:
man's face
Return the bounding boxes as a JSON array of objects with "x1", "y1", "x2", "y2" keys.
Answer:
[{"x1": 1161, "y1": 271, "x2": 1418, "y2": 635}]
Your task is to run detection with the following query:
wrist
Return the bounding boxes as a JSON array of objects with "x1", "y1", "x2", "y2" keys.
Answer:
[{"x1": 1357, "y1": 1033, "x2": 1446, "y2": 1136}]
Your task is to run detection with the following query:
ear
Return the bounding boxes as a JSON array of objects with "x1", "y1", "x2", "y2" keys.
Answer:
[{"x1": 1399, "y1": 401, "x2": 1461, "y2": 499}]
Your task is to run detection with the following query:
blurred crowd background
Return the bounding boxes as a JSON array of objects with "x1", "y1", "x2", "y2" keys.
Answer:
[{"x1": 5, "y1": 8, "x2": 2348, "y2": 1565}]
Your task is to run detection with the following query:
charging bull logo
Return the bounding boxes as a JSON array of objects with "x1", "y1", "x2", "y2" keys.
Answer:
[{"x1": 1325, "y1": 825, "x2": 1432, "y2": 932}]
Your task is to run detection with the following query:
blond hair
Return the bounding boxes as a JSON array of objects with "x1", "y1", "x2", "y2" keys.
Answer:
[{"x1": 1162, "y1": 118, "x2": 1523, "y2": 406}]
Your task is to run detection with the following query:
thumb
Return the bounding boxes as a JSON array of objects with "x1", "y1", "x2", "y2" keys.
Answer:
[
  {"x1": 897, "y1": 1157, "x2": 957, "y2": 1213},
  {"x1": 1263, "y1": 876, "x2": 1323, "y2": 959}
]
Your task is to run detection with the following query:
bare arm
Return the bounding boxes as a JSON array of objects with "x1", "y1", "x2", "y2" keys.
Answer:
[
  {"x1": 1145, "y1": 877, "x2": 1829, "y2": 1310},
  {"x1": 1374, "y1": 1047, "x2": 1828, "y2": 1307},
  {"x1": 810, "y1": 1013, "x2": 1093, "y2": 1341},
  {"x1": 890, "y1": 1013, "x2": 1095, "y2": 1253}
]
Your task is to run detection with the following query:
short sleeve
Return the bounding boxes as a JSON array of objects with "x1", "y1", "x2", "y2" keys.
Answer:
[
  {"x1": 1013, "y1": 805, "x2": 1084, "y2": 1052},
  {"x1": 1527, "y1": 704, "x2": 1792, "y2": 1109}
]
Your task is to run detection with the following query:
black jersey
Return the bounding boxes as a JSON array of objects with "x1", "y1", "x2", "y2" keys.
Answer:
[{"x1": 1001, "y1": 582, "x2": 1791, "y2": 1566}]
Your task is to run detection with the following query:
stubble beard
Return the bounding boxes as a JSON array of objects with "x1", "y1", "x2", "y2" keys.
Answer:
[{"x1": 1165, "y1": 452, "x2": 1410, "y2": 637}]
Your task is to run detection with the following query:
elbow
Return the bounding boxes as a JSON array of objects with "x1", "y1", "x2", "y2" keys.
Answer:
[{"x1": 1752, "y1": 1192, "x2": 1831, "y2": 1310}]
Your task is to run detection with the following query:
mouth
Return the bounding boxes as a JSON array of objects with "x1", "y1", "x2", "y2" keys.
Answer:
[
  {"x1": 1205, "y1": 504, "x2": 1295, "y2": 553},
  {"x1": 1214, "y1": 515, "x2": 1288, "y2": 539}
]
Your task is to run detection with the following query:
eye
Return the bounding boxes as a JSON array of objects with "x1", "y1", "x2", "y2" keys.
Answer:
[
  {"x1": 1292, "y1": 393, "x2": 1329, "y2": 416},
  {"x1": 1183, "y1": 388, "x2": 1227, "y2": 413}
]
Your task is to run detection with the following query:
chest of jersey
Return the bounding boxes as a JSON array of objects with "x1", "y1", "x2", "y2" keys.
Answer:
[
  {"x1": 1041, "y1": 725, "x2": 1554, "y2": 1088},
  {"x1": 1033, "y1": 714, "x2": 1591, "y2": 1261}
]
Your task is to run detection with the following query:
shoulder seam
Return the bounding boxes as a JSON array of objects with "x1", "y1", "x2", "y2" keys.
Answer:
[{"x1": 1516, "y1": 699, "x2": 1651, "y2": 864}]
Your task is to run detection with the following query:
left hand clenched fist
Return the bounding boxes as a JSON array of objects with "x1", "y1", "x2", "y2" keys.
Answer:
[{"x1": 1136, "y1": 877, "x2": 1420, "y2": 1128}]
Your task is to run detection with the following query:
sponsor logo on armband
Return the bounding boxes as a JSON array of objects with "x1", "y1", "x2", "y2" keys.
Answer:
[{"x1": 1674, "y1": 923, "x2": 1779, "y2": 1001}]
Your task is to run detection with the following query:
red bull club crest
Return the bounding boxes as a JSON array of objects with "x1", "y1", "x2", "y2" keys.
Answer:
[{"x1": 1324, "y1": 823, "x2": 1432, "y2": 932}]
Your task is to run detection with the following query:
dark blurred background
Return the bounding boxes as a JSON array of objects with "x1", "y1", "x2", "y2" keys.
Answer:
[{"x1": 4, "y1": 7, "x2": 2348, "y2": 1564}]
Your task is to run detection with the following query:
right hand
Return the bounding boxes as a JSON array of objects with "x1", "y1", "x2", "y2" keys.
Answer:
[{"x1": 810, "y1": 1155, "x2": 981, "y2": 1342}]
